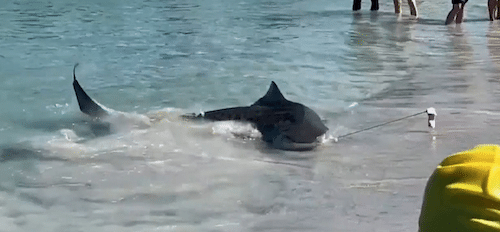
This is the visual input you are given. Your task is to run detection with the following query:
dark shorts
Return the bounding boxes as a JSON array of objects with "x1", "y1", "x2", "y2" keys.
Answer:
[{"x1": 452, "y1": 0, "x2": 468, "y2": 4}]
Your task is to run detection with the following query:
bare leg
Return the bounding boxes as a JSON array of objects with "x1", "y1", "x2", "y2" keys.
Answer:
[
  {"x1": 489, "y1": 0, "x2": 496, "y2": 20},
  {"x1": 407, "y1": 0, "x2": 419, "y2": 17},
  {"x1": 353, "y1": 0, "x2": 362, "y2": 11},
  {"x1": 371, "y1": 0, "x2": 379, "y2": 10},
  {"x1": 394, "y1": 0, "x2": 402, "y2": 14},
  {"x1": 497, "y1": 0, "x2": 500, "y2": 19},
  {"x1": 445, "y1": 4, "x2": 460, "y2": 25},
  {"x1": 456, "y1": 3, "x2": 466, "y2": 23}
]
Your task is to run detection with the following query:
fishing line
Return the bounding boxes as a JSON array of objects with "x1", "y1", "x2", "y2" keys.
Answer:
[{"x1": 334, "y1": 107, "x2": 436, "y2": 141}]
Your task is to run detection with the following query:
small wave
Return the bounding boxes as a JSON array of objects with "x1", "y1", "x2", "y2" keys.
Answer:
[{"x1": 211, "y1": 121, "x2": 261, "y2": 140}]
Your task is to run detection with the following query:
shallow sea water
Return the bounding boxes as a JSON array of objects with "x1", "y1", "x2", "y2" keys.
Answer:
[{"x1": 1, "y1": 0, "x2": 500, "y2": 231}]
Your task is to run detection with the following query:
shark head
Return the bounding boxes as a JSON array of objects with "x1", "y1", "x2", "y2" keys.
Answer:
[{"x1": 254, "y1": 82, "x2": 328, "y2": 148}]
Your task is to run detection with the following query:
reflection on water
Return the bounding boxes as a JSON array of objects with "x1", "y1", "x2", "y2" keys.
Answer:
[
  {"x1": 346, "y1": 12, "x2": 417, "y2": 74},
  {"x1": 488, "y1": 22, "x2": 500, "y2": 68},
  {"x1": 342, "y1": 12, "x2": 421, "y2": 106},
  {"x1": 447, "y1": 25, "x2": 473, "y2": 70},
  {"x1": 346, "y1": 12, "x2": 384, "y2": 73}
]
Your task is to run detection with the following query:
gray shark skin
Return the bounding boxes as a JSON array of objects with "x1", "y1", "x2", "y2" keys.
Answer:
[
  {"x1": 185, "y1": 82, "x2": 329, "y2": 151},
  {"x1": 72, "y1": 63, "x2": 108, "y2": 118}
]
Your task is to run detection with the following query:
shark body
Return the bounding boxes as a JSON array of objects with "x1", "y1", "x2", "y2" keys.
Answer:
[{"x1": 183, "y1": 82, "x2": 328, "y2": 150}]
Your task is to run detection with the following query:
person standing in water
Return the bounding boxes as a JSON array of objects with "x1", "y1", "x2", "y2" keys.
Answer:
[
  {"x1": 353, "y1": 0, "x2": 418, "y2": 18},
  {"x1": 488, "y1": 0, "x2": 500, "y2": 21},
  {"x1": 352, "y1": 0, "x2": 379, "y2": 11},
  {"x1": 445, "y1": 0, "x2": 468, "y2": 24},
  {"x1": 394, "y1": 0, "x2": 418, "y2": 17}
]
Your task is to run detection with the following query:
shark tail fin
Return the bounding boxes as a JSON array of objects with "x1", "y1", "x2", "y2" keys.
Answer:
[{"x1": 72, "y1": 63, "x2": 108, "y2": 118}]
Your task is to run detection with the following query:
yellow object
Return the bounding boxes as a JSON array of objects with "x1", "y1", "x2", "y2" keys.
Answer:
[{"x1": 419, "y1": 145, "x2": 500, "y2": 232}]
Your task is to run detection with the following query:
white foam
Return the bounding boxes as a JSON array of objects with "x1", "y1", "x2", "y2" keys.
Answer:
[
  {"x1": 211, "y1": 121, "x2": 261, "y2": 140},
  {"x1": 103, "y1": 111, "x2": 151, "y2": 133}
]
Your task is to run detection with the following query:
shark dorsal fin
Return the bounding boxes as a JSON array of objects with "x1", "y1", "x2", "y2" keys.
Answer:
[
  {"x1": 265, "y1": 81, "x2": 286, "y2": 101},
  {"x1": 253, "y1": 81, "x2": 288, "y2": 107}
]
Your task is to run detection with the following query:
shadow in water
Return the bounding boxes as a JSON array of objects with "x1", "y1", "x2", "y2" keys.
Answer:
[
  {"x1": 416, "y1": 18, "x2": 446, "y2": 25},
  {"x1": 0, "y1": 144, "x2": 65, "y2": 163},
  {"x1": 464, "y1": 18, "x2": 492, "y2": 22},
  {"x1": 17, "y1": 117, "x2": 111, "y2": 138},
  {"x1": 416, "y1": 17, "x2": 489, "y2": 25}
]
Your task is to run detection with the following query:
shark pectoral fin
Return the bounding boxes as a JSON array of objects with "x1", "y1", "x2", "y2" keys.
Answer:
[
  {"x1": 72, "y1": 64, "x2": 108, "y2": 118},
  {"x1": 271, "y1": 134, "x2": 318, "y2": 151}
]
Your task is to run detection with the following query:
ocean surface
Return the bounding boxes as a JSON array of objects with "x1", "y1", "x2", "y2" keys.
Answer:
[{"x1": 1, "y1": 0, "x2": 500, "y2": 231}]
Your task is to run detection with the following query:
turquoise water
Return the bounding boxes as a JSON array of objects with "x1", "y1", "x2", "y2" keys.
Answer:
[{"x1": 2, "y1": 0, "x2": 500, "y2": 231}]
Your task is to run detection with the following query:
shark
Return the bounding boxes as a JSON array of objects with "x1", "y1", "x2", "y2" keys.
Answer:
[
  {"x1": 72, "y1": 64, "x2": 328, "y2": 150},
  {"x1": 182, "y1": 82, "x2": 329, "y2": 150}
]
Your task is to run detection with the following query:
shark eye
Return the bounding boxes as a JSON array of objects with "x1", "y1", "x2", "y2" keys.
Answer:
[{"x1": 283, "y1": 113, "x2": 295, "y2": 122}]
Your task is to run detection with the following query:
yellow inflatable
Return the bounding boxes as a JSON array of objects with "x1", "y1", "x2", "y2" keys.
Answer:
[{"x1": 419, "y1": 144, "x2": 500, "y2": 232}]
